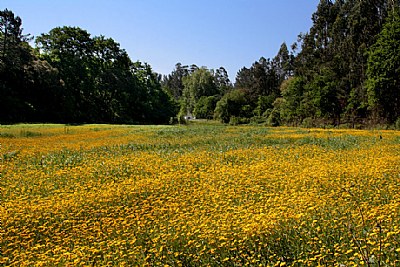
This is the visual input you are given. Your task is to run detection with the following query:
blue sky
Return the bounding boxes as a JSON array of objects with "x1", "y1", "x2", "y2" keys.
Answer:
[{"x1": 1, "y1": 0, "x2": 319, "y2": 80}]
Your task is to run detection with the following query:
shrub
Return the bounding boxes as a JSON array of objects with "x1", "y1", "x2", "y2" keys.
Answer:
[
  {"x1": 395, "y1": 117, "x2": 400, "y2": 130},
  {"x1": 301, "y1": 117, "x2": 315, "y2": 128}
]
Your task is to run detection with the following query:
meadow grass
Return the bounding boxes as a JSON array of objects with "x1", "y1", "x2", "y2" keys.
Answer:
[{"x1": 1, "y1": 123, "x2": 399, "y2": 266}]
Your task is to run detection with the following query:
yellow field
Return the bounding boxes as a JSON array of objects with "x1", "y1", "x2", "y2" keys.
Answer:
[{"x1": 1, "y1": 124, "x2": 399, "y2": 266}]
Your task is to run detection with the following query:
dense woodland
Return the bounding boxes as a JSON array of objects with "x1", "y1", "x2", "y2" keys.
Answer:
[{"x1": 1, "y1": 0, "x2": 400, "y2": 127}]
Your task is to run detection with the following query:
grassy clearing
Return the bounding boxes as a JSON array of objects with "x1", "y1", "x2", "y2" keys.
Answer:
[{"x1": 1, "y1": 123, "x2": 399, "y2": 266}]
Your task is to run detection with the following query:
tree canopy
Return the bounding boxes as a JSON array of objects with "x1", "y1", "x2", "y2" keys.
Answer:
[
  {"x1": 366, "y1": 8, "x2": 400, "y2": 123},
  {"x1": 0, "y1": 16, "x2": 175, "y2": 124}
]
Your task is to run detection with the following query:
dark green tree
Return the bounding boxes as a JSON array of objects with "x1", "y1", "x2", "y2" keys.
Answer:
[
  {"x1": 235, "y1": 67, "x2": 253, "y2": 89},
  {"x1": 90, "y1": 35, "x2": 134, "y2": 123},
  {"x1": 250, "y1": 58, "x2": 270, "y2": 99},
  {"x1": 35, "y1": 26, "x2": 96, "y2": 122},
  {"x1": 214, "y1": 89, "x2": 251, "y2": 123},
  {"x1": 193, "y1": 96, "x2": 217, "y2": 119},
  {"x1": 36, "y1": 26, "x2": 174, "y2": 124},
  {"x1": 23, "y1": 59, "x2": 65, "y2": 122},
  {"x1": 0, "y1": 9, "x2": 34, "y2": 123},
  {"x1": 273, "y1": 42, "x2": 293, "y2": 80},
  {"x1": 214, "y1": 67, "x2": 232, "y2": 95},
  {"x1": 308, "y1": 68, "x2": 342, "y2": 123},
  {"x1": 0, "y1": 9, "x2": 32, "y2": 68},
  {"x1": 337, "y1": 0, "x2": 388, "y2": 121},
  {"x1": 162, "y1": 63, "x2": 189, "y2": 100},
  {"x1": 235, "y1": 58, "x2": 280, "y2": 104},
  {"x1": 366, "y1": 8, "x2": 400, "y2": 123}
]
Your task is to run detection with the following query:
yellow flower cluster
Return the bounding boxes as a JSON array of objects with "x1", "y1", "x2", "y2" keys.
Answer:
[{"x1": 1, "y1": 124, "x2": 399, "y2": 266}]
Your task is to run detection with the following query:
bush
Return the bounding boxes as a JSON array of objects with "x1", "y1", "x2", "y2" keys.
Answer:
[
  {"x1": 229, "y1": 116, "x2": 240, "y2": 126},
  {"x1": 214, "y1": 89, "x2": 250, "y2": 123},
  {"x1": 228, "y1": 116, "x2": 250, "y2": 125},
  {"x1": 169, "y1": 117, "x2": 179, "y2": 125},
  {"x1": 395, "y1": 117, "x2": 400, "y2": 130},
  {"x1": 249, "y1": 116, "x2": 267, "y2": 125},
  {"x1": 266, "y1": 109, "x2": 281, "y2": 127},
  {"x1": 301, "y1": 117, "x2": 315, "y2": 128},
  {"x1": 193, "y1": 96, "x2": 217, "y2": 119}
]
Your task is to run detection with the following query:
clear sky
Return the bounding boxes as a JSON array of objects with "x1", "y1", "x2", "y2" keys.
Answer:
[{"x1": 1, "y1": 0, "x2": 319, "y2": 80}]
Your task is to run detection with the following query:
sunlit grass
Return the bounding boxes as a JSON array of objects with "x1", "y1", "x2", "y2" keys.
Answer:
[{"x1": 1, "y1": 124, "x2": 399, "y2": 266}]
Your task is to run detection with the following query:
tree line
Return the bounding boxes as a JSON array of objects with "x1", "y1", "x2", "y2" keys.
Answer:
[
  {"x1": 1, "y1": 0, "x2": 400, "y2": 127},
  {"x1": 0, "y1": 10, "x2": 176, "y2": 124},
  {"x1": 163, "y1": 0, "x2": 400, "y2": 127}
]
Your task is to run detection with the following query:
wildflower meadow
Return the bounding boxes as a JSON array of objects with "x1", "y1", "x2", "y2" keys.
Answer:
[{"x1": 1, "y1": 123, "x2": 399, "y2": 266}]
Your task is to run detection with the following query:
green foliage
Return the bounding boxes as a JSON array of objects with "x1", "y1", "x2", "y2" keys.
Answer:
[
  {"x1": 366, "y1": 9, "x2": 400, "y2": 123},
  {"x1": 290, "y1": 0, "x2": 395, "y2": 126},
  {"x1": 181, "y1": 67, "x2": 218, "y2": 116},
  {"x1": 214, "y1": 89, "x2": 250, "y2": 123},
  {"x1": 214, "y1": 67, "x2": 232, "y2": 95},
  {"x1": 301, "y1": 117, "x2": 315, "y2": 128},
  {"x1": 0, "y1": 132, "x2": 15, "y2": 138},
  {"x1": 231, "y1": 55, "x2": 285, "y2": 124},
  {"x1": 0, "y1": 9, "x2": 32, "y2": 68},
  {"x1": 307, "y1": 69, "x2": 342, "y2": 121},
  {"x1": 19, "y1": 130, "x2": 42, "y2": 137},
  {"x1": 274, "y1": 42, "x2": 294, "y2": 79},
  {"x1": 298, "y1": 134, "x2": 364, "y2": 150},
  {"x1": 1, "y1": 9, "x2": 176, "y2": 125},
  {"x1": 395, "y1": 117, "x2": 400, "y2": 130},
  {"x1": 266, "y1": 108, "x2": 281, "y2": 127},
  {"x1": 162, "y1": 63, "x2": 190, "y2": 100},
  {"x1": 228, "y1": 116, "x2": 240, "y2": 125},
  {"x1": 234, "y1": 67, "x2": 253, "y2": 89},
  {"x1": 0, "y1": 9, "x2": 35, "y2": 123},
  {"x1": 236, "y1": 57, "x2": 281, "y2": 104},
  {"x1": 254, "y1": 95, "x2": 277, "y2": 117},
  {"x1": 279, "y1": 76, "x2": 306, "y2": 124},
  {"x1": 193, "y1": 96, "x2": 217, "y2": 119}
]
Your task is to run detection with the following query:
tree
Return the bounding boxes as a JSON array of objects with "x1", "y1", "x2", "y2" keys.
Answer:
[
  {"x1": 35, "y1": 26, "x2": 96, "y2": 122},
  {"x1": 308, "y1": 69, "x2": 342, "y2": 123},
  {"x1": 278, "y1": 76, "x2": 306, "y2": 124},
  {"x1": 181, "y1": 67, "x2": 218, "y2": 116},
  {"x1": 291, "y1": 0, "x2": 399, "y2": 125},
  {"x1": 250, "y1": 59, "x2": 270, "y2": 99},
  {"x1": 193, "y1": 96, "x2": 217, "y2": 119},
  {"x1": 214, "y1": 89, "x2": 251, "y2": 123},
  {"x1": 366, "y1": 8, "x2": 400, "y2": 123},
  {"x1": 0, "y1": 9, "x2": 34, "y2": 123},
  {"x1": 130, "y1": 62, "x2": 176, "y2": 124},
  {"x1": 214, "y1": 67, "x2": 232, "y2": 95},
  {"x1": 295, "y1": 0, "x2": 338, "y2": 77},
  {"x1": 235, "y1": 67, "x2": 253, "y2": 89},
  {"x1": 0, "y1": 9, "x2": 32, "y2": 69},
  {"x1": 273, "y1": 42, "x2": 293, "y2": 80},
  {"x1": 90, "y1": 35, "x2": 134, "y2": 123},
  {"x1": 235, "y1": 57, "x2": 280, "y2": 105},
  {"x1": 35, "y1": 26, "x2": 175, "y2": 124},
  {"x1": 162, "y1": 63, "x2": 189, "y2": 100},
  {"x1": 338, "y1": 0, "x2": 388, "y2": 121},
  {"x1": 23, "y1": 59, "x2": 65, "y2": 122}
]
